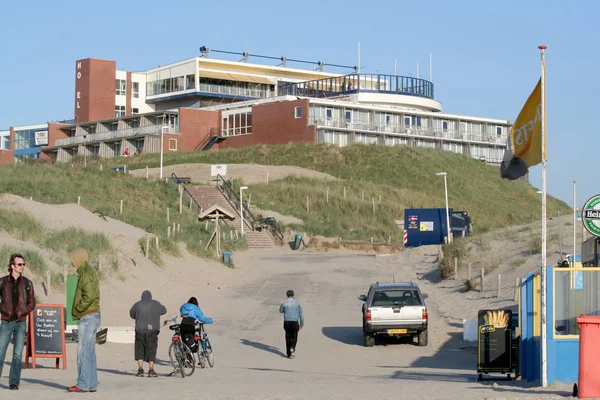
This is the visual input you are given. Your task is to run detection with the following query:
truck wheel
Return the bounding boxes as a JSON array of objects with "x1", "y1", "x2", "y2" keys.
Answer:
[
  {"x1": 418, "y1": 329, "x2": 428, "y2": 346},
  {"x1": 364, "y1": 334, "x2": 375, "y2": 347}
]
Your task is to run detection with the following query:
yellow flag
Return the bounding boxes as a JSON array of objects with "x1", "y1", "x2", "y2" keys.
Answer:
[
  {"x1": 500, "y1": 79, "x2": 544, "y2": 180},
  {"x1": 511, "y1": 79, "x2": 543, "y2": 166}
]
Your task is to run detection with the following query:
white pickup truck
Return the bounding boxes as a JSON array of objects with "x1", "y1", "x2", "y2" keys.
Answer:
[{"x1": 359, "y1": 282, "x2": 428, "y2": 347}]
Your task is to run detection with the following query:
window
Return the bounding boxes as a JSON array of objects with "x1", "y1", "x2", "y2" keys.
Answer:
[
  {"x1": 115, "y1": 105, "x2": 125, "y2": 118},
  {"x1": 186, "y1": 74, "x2": 195, "y2": 90},
  {"x1": 168, "y1": 138, "x2": 177, "y2": 151},
  {"x1": 295, "y1": 106, "x2": 302, "y2": 119},
  {"x1": 222, "y1": 111, "x2": 252, "y2": 136},
  {"x1": 496, "y1": 126, "x2": 503, "y2": 137},
  {"x1": 132, "y1": 108, "x2": 139, "y2": 115},
  {"x1": 385, "y1": 115, "x2": 391, "y2": 126},
  {"x1": 326, "y1": 109, "x2": 333, "y2": 120},
  {"x1": 371, "y1": 290, "x2": 422, "y2": 307},
  {"x1": 442, "y1": 120, "x2": 448, "y2": 131},
  {"x1": 345, "y1": 111, "x2": 351, "y2": 122},
  {"x1": 2, "y1": 136, "x2": 10, "y2": 150},
  {"x1": 115, "y1": 79, "x2": 126, "y2": 96},
  {"x1": 404, "y1": 116, "x2": 412, "y2": 127},
  {"x1": 132, "y1": 82, "x2": 139, "y2": 98}
]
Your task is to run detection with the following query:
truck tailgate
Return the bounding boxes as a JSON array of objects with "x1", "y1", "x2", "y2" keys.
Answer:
[{"x1": 370, "y1": 305, "x2": 424, "y2": 325}]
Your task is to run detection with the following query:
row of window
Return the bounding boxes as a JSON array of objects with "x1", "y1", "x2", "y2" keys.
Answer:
[
  {"x1": 115, "y1": 106, "x2": 139, "y2": 118},
  {"x1": 310, "y1": 105, "x2": 506, "y2": 137},
  {"x1": 318, "y1": 130, "x2": 504, "y2": 160},
  {"x1": 115, "y1": 80, "x2": 140, "y2": 98},
  {"x1": 146, "y1": 75, "x2": 195, "y2": 96}
]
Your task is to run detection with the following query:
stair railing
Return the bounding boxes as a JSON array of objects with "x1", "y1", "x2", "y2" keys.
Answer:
[
  {"x1": 215, "y1": 174, "x2": 257, "y2": 231},
  {"x1": 171, "y1": 172, "x2": 202, "y2": 213}
]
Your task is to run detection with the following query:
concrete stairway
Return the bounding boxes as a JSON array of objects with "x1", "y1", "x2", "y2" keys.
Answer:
[{"x1": 185, "y1": 186, "x2": 276, "y2": 249}]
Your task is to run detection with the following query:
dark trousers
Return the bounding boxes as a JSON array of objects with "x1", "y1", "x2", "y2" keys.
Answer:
[
  {"x1": 135, "y1": 331, "x2": 158, "y2": 363},
  {"x1": 283, "y1": 321, "x2": 299, "y2": 357}
]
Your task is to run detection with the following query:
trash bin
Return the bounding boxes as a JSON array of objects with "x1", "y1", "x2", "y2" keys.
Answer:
[
  {"x1": 292, "y1": 234, "x2": 303, "y2": 250},
  {"x1": 574, "y1": 315, "x2": 600, "y2": 398},
  {"x1": 222, "y1": 251, "x2": 232, "y2": 267}
]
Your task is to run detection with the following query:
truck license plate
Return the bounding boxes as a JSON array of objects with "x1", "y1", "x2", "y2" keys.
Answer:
[{"x1": 388, "y1": 329, "x2": 407, "y2": 335}]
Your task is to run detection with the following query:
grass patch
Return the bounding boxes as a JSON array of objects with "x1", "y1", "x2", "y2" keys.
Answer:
[
  {"x1": 43, "y1": 228, "x2": 111, "y2": 261},
  {"x1": 440, "y1": 238, "x2": 468, "y2": 279},
  {"x1": 0, "y1": 245, "x2": 47, "y2": 278}
]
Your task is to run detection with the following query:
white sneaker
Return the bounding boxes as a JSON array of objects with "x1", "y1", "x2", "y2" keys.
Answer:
[{"x1": 290, "y1": 349, "x2": 295, "y2": 359}]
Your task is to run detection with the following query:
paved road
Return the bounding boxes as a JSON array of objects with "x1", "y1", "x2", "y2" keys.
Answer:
[{"x1": 2, "y1": 252, "x2": 568, "y2": 399}]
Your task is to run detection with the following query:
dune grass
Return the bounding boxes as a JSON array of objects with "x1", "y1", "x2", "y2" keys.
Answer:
[
  {"x1": 89, "y1": 143, "x2": 570, "y2": 236},
  {"x1": 0, "y1": 165, "x2": 246, "y2": 264}
]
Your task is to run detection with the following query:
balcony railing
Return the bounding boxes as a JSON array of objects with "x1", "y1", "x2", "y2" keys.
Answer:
[
  {"x1": 55, "y1": 125, "x2": 179, "y2": 147},
  {"x1": 279, "y1": 73, "x2": 434, "y2": 100},
  {"x1": 198, "y1": 83, "x2": 274, "y2": 99},
  {"x1": 310, "y1": 117, "x2": 506, "y2": 145}
]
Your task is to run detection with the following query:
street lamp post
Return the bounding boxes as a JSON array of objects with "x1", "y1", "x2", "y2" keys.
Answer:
[
  {"x1": 436, "y1": 172, "x2": 451, "y2": 244},
  {"x1": 240, "y1": 186, "x2": 248, "y2": 235}
]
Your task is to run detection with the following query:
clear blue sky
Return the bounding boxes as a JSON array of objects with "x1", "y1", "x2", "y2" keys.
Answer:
[{"x1": 1, "y1": 0, "x2": 596, "y2": 208}]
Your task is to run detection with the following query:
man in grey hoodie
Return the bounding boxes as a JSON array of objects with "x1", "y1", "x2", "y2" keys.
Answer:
[{"x1": 129, "y1": 290, "x2": 167, "y2": 377}]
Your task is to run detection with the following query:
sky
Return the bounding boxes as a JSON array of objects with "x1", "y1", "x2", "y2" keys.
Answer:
[{"x1": 0, "y1": 0, "x2": 597, "y2": 208}]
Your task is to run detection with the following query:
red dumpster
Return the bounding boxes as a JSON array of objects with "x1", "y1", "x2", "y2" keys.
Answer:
[{"x1": 574, "y1": 315, "x2": 600, "y2": 398}]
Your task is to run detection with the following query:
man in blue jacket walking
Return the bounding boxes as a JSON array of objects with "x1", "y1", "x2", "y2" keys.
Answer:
[{"x1": 279, "y1": 290, "x2": 303, "y2": 359}]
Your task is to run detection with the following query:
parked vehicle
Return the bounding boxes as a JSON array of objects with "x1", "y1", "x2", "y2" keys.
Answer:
[{"x1": 359, "y1": 282, "x2": 428, "y2": 347}]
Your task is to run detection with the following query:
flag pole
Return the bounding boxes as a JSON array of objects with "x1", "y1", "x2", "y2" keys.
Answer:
[
  {"x1": 539, "y1": 44, "x2": 548, "y2": 387},
  {"x1": 573, "y1": 180, "x2": 577, "y2": 268}
]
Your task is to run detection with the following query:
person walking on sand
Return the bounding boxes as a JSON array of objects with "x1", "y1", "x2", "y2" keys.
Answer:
[
  {"x1": 0, "y1": 254, "x2": 36, "y2": 390},
  {"x1": 279, "y1": 290, "x2": 303, "y2": 359},
  {"x1": 67, "y1": 248, "x2": 101, "y2": 393},
  {"x1": 130, "y1": 290, "x2": 167, "y2": 377}
]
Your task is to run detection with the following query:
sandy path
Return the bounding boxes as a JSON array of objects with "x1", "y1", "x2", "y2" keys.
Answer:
[
  {"x1": 1, "y1": 250, "x2": 569, "y2": 399},
  {"x1": 129, "y1": 163, "x2": 339, "y2": 185}
]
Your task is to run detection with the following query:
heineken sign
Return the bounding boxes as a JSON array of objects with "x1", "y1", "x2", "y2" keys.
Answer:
[{"x1": 582, "y1": 194, "x2": 600, "y2": 237}]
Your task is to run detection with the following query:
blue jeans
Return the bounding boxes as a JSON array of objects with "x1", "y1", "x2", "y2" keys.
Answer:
[
  {"x1": 0, "y1": 320, "x2": 27, "y2": 387},
  {"x1": 77, "y1": 313, "x2": 101, "y2": 391}
]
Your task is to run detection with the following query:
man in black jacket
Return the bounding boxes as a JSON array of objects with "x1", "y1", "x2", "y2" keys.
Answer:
[{"x1": 129, "y1": 290, "x2": 167, "y2": 377}]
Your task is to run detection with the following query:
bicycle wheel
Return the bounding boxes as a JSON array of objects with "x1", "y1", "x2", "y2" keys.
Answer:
[
  {"x1": 168, "y1": 342, "x2": 184, "y2": 378},
  {"x1": 205, "y1": 338, "x2": 214, "y2": 368},
  {"x1": 181, "y1": 343, "x2": 196, "y2": 377},
  {"x1": 197, "y1": 343, "x2": 206, "y2": 369}
]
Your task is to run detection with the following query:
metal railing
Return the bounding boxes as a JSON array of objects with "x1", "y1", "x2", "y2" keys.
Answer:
[
  {"x1": 309, "y1": 117, "x2": 507, "y2": 145},
  {"x1": 55, "y1": 125, "x2": 180, "y2": 147},
  {"x1": 171, "y1": 172, "x2": 203, "y2": 214},
  {"x1": 215, "y1": 174, "x2": 257, "y2": 231},
  {"x1": 198, "y1": 83, "x2": 274, "y2": 99}
]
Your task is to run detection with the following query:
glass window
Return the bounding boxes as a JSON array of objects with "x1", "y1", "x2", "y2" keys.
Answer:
[
  {"x1": 326, "y1": 109, "x2": 332, "y2": 120},
  {"x1": 115, "y1": 79, "x2": 126, "y2": 96},
  {"x1": 371, "y1": 289, "x2": 422, "y2": 307},
  {"x1": 132, "y1": 82, "x2": 139, "y2": 98},
  {"x1": 186, "y1": 74, "x2": 195, "y2": 90},
  {"x1": 442, "y1": 120, "x2": 448, "y2": 131},
  {"x1": 295, "y1": 106, "x2": 302, "y2": 119},
  {"x1": 496, "y1": 126, "x2": 502, "y2": 137},
  {"x1": 1, "y1": 136, "x2": 9, "y2": 150},
  {"x1": 168, "y1": 138, "x2": 177, "y2": 151},
  {"x1": 132, "y1": 108, "x2": 139, "y2": 115},
  {"x1": 115, "y1": 105, "x2": 125, "y2": 118},
  {"x1": 345, "y1": 111, "x2": 351, "y2": 122}
]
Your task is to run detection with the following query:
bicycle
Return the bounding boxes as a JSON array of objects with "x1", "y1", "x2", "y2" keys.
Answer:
[
  {"x1": 163, "y1": 317, "x2": 195, "y2": 378},
  {"x1": 194, "y1": 321, "x2": 214, "y2": 369}
]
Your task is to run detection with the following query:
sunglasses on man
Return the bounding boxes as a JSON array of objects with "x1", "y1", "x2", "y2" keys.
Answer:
[{"x1": 13, "y1": 263, "x2": 26, "y2": 266}]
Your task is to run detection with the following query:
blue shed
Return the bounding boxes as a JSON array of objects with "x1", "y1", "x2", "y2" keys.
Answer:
[{"x1": 404, "y1": 208, "x2": 453, "y2": 247}]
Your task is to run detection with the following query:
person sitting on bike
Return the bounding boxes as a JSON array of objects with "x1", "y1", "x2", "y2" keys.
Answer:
[{"x1": 179, "y1": 297, "x2": 213, "y2": 352}]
